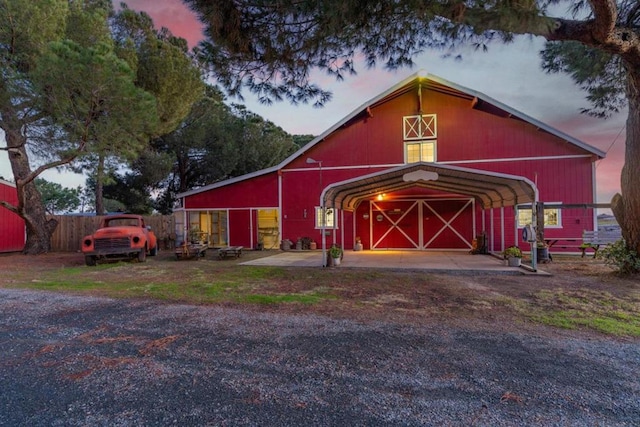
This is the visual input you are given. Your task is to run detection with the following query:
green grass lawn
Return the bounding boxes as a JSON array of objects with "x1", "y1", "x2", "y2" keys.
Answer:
[{"x1": 4, "y1": 252, "x2": 640, "y2": 337}]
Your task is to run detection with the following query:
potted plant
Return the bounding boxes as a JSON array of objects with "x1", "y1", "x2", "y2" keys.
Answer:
[
  {"x1": 503, "y1": 246, "x2": 522, "y2": 267},
  {"x1": 329, "y1": 244, "x2": 343, "y2": 266},
  {"x1": 536, "y1": 241, "x2": 550, "y2": 262}
]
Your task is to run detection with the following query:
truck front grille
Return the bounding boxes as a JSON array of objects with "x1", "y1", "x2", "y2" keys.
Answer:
[{"x1": 94, "y1": 237, "x2": 130, "y2": 250}]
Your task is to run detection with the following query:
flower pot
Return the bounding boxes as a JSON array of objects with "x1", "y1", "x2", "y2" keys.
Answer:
[
  {"x1": 507, "y1": 257, "x2": 521, "y2": 267},
  {"x1": 309, "y1": 241, "x2": 317, "y2": 250},
  {"x1": 332, "y1": 257, "x2": 341, "y2": 266},
  {"x1": 537, "y1": 247, "x2": 550, "y2": 262}
]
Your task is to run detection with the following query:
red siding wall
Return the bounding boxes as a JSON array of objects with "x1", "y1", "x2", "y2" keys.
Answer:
[
  {"x1": 185, "y1": 172, "x2": 279, "y2": 209},
  {"x1": 286, "y1": 88, "x2": 590, "y2": 172},
  {"x1": 0, "y1": 182, "x2": 25, "y2": 252}
]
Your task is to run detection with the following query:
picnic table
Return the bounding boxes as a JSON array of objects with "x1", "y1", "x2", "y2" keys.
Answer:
[
  {"x1": 543, "y1": 230, "x2": 622, "y2": 259},
  {"x1": 175, "y1": 243, "x2": 207, "y2": 260},
  {"x1": 218, "y1": 246, "x2": 244, "y2": 259}
]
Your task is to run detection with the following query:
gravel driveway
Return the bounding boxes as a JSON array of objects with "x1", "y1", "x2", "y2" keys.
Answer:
[{"x1": 0, "y1": 288, "x2": 638, "y2": 426}]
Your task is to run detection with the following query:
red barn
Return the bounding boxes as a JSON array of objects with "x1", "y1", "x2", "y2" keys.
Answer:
[
  {"x1": 176, "y1": 73, "x2": 604, "y2": 261},
  {"x1": 0, "y1": 179, "x2": 25, "y2": 253}
]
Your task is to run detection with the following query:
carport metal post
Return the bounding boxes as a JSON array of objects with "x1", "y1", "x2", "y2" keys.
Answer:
[
  {"x1": 307, "y1": 157, "x2": 326, "y2": 267},
  {"x1": 531, "y1": 201, "x2": 538, "y2": 271},
  {"x1": 321, "y1": 202, "x2": 327, "y2": 267}
]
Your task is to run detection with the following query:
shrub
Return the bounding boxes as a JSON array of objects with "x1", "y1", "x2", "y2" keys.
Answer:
[{"x1": 598, "y1": 239, "x2": 640, "y2": 275}]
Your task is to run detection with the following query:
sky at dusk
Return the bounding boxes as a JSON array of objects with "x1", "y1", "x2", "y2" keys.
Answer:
[{"x1": 0, "y1": 0, "x2": 627, "y2": 210}]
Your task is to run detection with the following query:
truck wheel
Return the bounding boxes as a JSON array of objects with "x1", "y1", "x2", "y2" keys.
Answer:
[
  {"x1": 150, "y1": 243, "x2": 158, "y2": 256},
  {"x1": 85, "y1": 255, "x2": 97, "y2": 267},
  {"x1": 137, "y1": 247, "x2": 147, "y2": 262}
]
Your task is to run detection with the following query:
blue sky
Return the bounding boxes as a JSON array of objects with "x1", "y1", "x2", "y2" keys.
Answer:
[{"x1": 0, "y1": 0, "x2": 626, "y2": 209}]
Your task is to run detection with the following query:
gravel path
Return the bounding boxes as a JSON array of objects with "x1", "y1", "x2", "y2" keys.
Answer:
[{"x1": 0, "y1": 288, "x2": 638, "y2": 426}]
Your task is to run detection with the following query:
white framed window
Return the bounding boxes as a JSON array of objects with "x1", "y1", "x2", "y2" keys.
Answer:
[
  {"x1": 405, "y1": 141, "x2": 436, "y2": 163},
  {"x1": 315, "y1": 207, "x2": 337, "y2": 229},
  {"x1": 517, "y1": 204, "x2": 562, "y2": 228}
]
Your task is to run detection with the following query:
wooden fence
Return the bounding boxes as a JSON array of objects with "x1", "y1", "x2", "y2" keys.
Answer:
[{"x1": 49, "y1": 215, "x2": 176, "y2": 252}]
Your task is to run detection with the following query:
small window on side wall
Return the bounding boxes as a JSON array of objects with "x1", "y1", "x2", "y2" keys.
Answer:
[
  {"x1": 315, "y1": 207, "x2": 337, "y2": 229},
  {"x1": 517, "y1": 204, "x2": 561, "y2": 228}
]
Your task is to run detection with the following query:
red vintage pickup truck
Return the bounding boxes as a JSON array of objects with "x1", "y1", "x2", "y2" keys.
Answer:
[{"x1": 81, "y1": 214, "x2": 158, "y2": 266}]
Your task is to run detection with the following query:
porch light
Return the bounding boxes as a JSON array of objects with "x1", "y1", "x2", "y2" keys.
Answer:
[{"x1": 306, "y1": 157, "x2": 322, "y2": 166}]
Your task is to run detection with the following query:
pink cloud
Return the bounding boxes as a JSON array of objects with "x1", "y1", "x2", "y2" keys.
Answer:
[
  {"x1": 120, "y1": 0, "x2": 204, "y2": 48},
  {"x1": 546, "y1": 113, "x2": 625, "y2": 204}
]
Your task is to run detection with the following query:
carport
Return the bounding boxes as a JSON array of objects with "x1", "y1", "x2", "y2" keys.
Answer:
[{"x1": 318, "y1": 162, "x2": 540, "y2": 269}]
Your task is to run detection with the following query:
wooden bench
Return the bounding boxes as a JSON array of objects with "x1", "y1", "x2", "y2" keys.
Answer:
[
  {"x1": 581, "y1": 230, "x2": 622, "y2": 258},
  {"x1": 218, "y1": 246, "x2": 244, "y2": 259}
]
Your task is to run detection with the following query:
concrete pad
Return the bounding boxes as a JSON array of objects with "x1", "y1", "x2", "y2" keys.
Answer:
[{"x1": 241, "y1": 250, "x2": 549, "y2": 275}]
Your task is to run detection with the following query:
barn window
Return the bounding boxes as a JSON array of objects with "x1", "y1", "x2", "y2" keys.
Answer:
[
  {"x1": 405, "y1": 141, "x2": 436, "y2": 163},
  {"x1": 315, "y1": 207, "x2": 337, "y2": 229},
  {"x1": 403, "y1": 114, "x2": 437, "y2": 163},
  {"x1": 403, "y1": 114, "x2": 437, "y2": 140},
  {"x1": 517, "y1": 204, "x2": 561, "y2": 228}
]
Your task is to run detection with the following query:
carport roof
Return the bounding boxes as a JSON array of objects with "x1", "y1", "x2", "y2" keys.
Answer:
[{"x1": 322, "y1": 162, "x2": 538, "y2": 210}]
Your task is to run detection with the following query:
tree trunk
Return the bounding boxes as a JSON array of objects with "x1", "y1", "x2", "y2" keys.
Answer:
[
  {"x1": 612, "y1": 66, "x2": 640, "y2": 259},
  {"x1": 95, "y1": 153, "x2": 105, "y2": 215},
  {"x1": 5, "y1": 129, "x2": 58, "y2": 254}
]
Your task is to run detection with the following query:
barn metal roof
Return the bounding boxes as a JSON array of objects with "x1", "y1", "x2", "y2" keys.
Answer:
[{"x1": 321, "y1": 162, "x2": 538, "y2": 210}]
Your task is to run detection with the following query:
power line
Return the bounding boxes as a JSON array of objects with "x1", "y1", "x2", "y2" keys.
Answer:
[{"x1": 596, "y1": 124, "x2": 625, "y2": 169}]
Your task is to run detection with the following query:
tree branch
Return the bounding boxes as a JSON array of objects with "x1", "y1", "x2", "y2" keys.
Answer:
[
  {"x1": 0, "y1": 200, "x2": 18, "y2": 215},
  {"x1": 546, "y1": 15, "x2": 640, "y2": 67},
  {"x1": 18, "y1": 151, "x2": 83, "y2": 187},
  {"x1": 588, "y1": 0, "x2": 617, "y2": 40}
]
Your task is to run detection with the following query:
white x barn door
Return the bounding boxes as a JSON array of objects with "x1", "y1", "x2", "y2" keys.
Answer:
[
  {"x1": 421, "y1": 199, "x2": 474, "y2": 250},
  {"x1": 369, "y1": 198, "x2": 474, "y2": 250}
]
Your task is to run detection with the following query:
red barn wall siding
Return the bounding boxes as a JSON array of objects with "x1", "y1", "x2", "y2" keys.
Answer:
[
  {"x1": 438, "y1": 110, "x2": 586, "y2": 161},
  {"x1": 0, "y1": 182, "x2": 25, "y2": 252},
  {"x1": 280, "y1": 169, "x2": 366, "y2": 247},
  {"x1": 185, "y1": 172, "x2": 279, "y2": 209},
  {"x1": 456, "y1": 157, "x2": 595, "y2": 245},
  {"x1": 289, "y1": 87, "x2": 589, "y2": 174},
  {"x1": 341, "y1": 210, "x2": 354, "y2": 250},
  {"x1": 483, "y1": 207, "x2": 518, "y2": 251}
]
